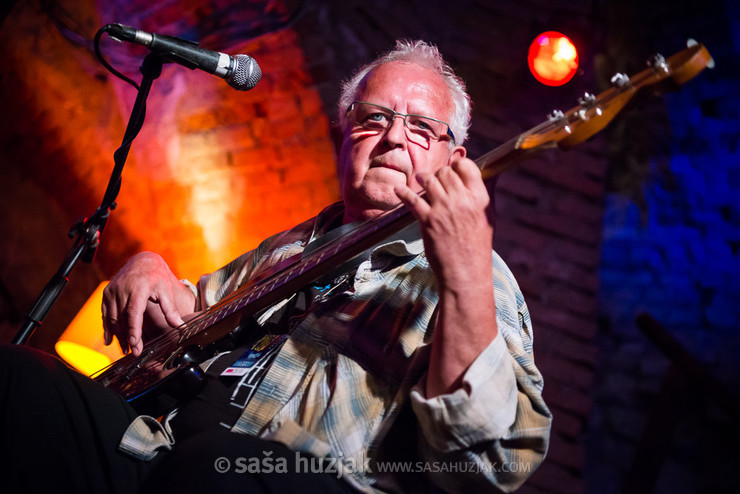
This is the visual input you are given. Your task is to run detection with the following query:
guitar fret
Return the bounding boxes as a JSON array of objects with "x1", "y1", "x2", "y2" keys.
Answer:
[
  {"x1": 285, "y1": 267, "x2": 298, "y2": 282},
  {"x1": 275, "y1": 272, "x2": 290, "y2": 287}
]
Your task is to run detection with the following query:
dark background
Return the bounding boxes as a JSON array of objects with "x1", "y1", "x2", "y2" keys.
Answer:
[{"x1": 1, "y1": 1, "x2": 738, "y2": 492}]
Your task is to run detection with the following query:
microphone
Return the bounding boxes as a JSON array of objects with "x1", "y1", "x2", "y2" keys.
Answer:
[{"x1": 106, "y1": 23, "x2": 261, "y2": 91}]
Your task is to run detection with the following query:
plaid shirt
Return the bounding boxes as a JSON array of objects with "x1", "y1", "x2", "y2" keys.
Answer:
[{"x1": 121, "y1": 202, "x2": 551, "y2": 493}]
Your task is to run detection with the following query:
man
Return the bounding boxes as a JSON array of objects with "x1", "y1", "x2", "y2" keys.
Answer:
[{"x1": 1, "y1": 40, "x2": 550, "y2": 493}]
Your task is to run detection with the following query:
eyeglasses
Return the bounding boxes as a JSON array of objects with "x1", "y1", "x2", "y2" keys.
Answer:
[{"x1": 347, "y1": 101, "x2": 455, "y2": 145}]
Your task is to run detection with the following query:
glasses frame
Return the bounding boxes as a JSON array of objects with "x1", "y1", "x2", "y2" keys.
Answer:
[{"x1": 347, "y1": 101, "x2": 456, "y2": 145}]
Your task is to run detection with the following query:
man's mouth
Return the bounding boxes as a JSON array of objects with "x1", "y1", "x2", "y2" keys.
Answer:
[{"x1": 370, "y1": 160, "x2": 405, "y2": 173}]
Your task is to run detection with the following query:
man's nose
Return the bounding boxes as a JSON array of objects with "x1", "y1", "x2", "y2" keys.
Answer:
[{"x1": 383, "y1": 115, "x2": 408, "y2": 148}]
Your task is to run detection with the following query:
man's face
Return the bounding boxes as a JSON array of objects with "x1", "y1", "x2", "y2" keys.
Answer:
[{"x1": 338, "y1": 61, "x2": 465, "y2": 223}]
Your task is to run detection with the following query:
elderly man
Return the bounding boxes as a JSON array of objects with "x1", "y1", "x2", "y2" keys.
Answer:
[{"x1": 1, "y1": 40, "x2": 550, "y2": 493}]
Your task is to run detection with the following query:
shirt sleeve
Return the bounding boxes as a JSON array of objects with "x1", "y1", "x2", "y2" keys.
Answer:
[
  {"x1": 194, "y1": 249, "x2": 259, "y2": 310},
  {"x1": 192, "y1": 214, "x2": 321, "y2": 310},
  {"x1": 409, "y1": 251, "x2": 552, "y2": 492}
]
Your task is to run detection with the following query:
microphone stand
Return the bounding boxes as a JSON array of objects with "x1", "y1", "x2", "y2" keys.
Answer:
[{"x1": 12, "y1": 53, "x2": 165, "y2": 345}]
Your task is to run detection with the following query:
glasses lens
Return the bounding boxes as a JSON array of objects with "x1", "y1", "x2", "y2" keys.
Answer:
[
  {"x1": 353, "y1": 103, "x2": 392, "y2": 131},
  {"x1": 405, "y1": 116, "x2": 446, "y2": 141},
  {"x1": 351, "y1": 102, "x2": 451, "y2": 144}
]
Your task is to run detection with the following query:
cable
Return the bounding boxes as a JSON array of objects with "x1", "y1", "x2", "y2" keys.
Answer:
[{"x1": 94, "y1": 25, "x2": 140, "y2": 90}]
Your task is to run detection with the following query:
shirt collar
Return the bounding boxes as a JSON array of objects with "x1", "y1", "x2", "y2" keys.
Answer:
[{"x1": 308, "y1": 201, "x2": 423, "y2": 259}]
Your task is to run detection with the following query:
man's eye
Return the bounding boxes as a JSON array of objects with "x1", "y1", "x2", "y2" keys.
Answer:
[
  {"x1": 409, "y1": 118, "x2": 434, "y2": 133},
  {"x1": 364, "y1": 112, "x2": 389, "y2": 123}
]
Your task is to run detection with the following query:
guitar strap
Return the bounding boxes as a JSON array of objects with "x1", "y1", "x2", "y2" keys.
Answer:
[{"x1": 302, "y1": 219, "x2": 422, "y2": 288}]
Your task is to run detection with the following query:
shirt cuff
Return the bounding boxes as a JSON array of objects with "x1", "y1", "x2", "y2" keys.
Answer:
[
  {"x1": 119, "y1": 414, "x2": 175, "y2": 461},
  {"x1": 409, "y1": 333, "x2": 517, "y2": 453},
  {"x1": 180, "y1": 279, "x2": 197, "y2": 296}
]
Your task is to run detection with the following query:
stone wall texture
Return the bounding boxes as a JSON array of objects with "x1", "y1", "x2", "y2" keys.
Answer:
[{"x1": 0, "y1": 0, "x2": 737, "y2": 492}]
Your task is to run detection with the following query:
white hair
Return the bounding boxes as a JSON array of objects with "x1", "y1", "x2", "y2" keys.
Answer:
[{"x1": 337, "y1": 40, "x2": 472, "y2": 145}]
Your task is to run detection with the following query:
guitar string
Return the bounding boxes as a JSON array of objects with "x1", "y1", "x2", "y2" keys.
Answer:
[{"x1": 96, "y1": 202, "x2": 403, "y2": 382}]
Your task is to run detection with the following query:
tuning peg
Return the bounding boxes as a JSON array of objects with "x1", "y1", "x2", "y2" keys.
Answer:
[
  {"x1": 649, "y1": 53, "x2": 669, "y2": 73},
  {"x1": 576, "y1": 92, "x2": 602, "y2": 120},
  {"x1": 578, "y1": 92, "x2": 596, "y2": 106},
  {"x1": 610, "y1": 72, "x2": 630, "y2": 88},
  {"x1": 547, "y1": 110, "x2": 571, "y2": 134}
]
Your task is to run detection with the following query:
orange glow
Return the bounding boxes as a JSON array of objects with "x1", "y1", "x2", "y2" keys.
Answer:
[
  {"x1": 528, "y1": 31, "x2": 579, "y2": 86},
  {"x1": 55, "y1": 282, "x2": 124, "y2": 375},
  {"x1": 89, "y1": 28, "x2": 341, "y2": 282},
  {"x1": 7, "y1": 21, "x2": 340, "y2": 355}
]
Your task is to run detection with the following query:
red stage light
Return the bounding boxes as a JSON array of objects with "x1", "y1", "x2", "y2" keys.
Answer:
[{"x1": 528, "y1": 31, "x2": 579, "y2": 86}]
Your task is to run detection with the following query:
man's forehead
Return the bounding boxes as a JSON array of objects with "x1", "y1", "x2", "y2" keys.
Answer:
[{"x1": 357, "y1": 61, "x2": 453, "y2": 112}]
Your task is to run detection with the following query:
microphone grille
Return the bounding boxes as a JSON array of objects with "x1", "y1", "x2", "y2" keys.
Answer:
[{"x1": 228, "y1": 55, "x2": 262, "y2": 91}]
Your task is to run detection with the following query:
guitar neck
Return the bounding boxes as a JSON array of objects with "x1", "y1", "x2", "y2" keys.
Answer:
[{"x1": 183, "y1": 42, "x2": 715, "y2": 339}]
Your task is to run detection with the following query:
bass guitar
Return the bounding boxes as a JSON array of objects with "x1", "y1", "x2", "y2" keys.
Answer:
[{"x1": 93, "y1": 41, "x2": 713, "y2": 415}]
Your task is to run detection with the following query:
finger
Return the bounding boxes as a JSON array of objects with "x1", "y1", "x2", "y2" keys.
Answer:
[
  {"x1": 394, "y1": 184, "x2": 430, "y2": 220},
  {"x1": 129, "y1": 336, "x2": 143, "y2": 357},
  {"x1": 103, "y1": 289, "x2": 129, "y2": 352},
  {"x1": 448, "y1": 160, "x2": 491, "y2": 216},
  {"x1": 451, "y1": 158, "x2": 486, "y2": 193},
  {"x1": 415, "y1": 172, "x2": 447, "y2": 205},
  {"x1": 101, "y1": 297, "x2": 113, "y2": 346},
  {"x1": 101, "y1": 284, "x2": 118, "y2": 346},
  {"x1": 124, "y1": 293, "x2": 147, "y2": 356},
  {"x1": 157, "y1": 286, "x2": 186, "y2": 329},
  {"x1": 116, "y1": 329, "x2": 130, "y2": 355},
  {"x1": 433, "y1": 164, "x2": 466, "y2": 195}
]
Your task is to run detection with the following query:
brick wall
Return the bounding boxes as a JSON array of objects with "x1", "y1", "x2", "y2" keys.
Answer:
[
  {"x1": 0, "y1": 0, "x2": 340, "y2": 351},
  {"x1": 1, "y1": 0, "x2": 736, "y2": 493}
]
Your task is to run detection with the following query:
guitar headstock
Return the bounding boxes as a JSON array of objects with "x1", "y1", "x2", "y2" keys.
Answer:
[{"x1": 516, "y1": 41, "x2": 713, "y2": 152}]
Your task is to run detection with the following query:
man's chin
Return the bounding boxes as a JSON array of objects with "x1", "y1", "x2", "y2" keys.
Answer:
[{"x1": 343, "y1": 194, "x2": 402, "y2": 223}]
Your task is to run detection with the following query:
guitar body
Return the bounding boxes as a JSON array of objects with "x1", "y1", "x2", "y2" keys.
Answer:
[
  {"x1": 124, "y1": 361, "x2": 206, "y2": 416},
  {"x1": 95, "y1": 311, "x2": 253, "y2": 415}
]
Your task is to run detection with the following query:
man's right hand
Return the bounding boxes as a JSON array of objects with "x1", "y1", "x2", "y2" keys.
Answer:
[{"x1": 102, "y1": 252, "x2": 197, "y2": 356}]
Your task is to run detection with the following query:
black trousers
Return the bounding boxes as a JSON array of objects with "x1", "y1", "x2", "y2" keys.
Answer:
[{"x1": 0, "y1": 346, "x2": 352, "y2": 494}]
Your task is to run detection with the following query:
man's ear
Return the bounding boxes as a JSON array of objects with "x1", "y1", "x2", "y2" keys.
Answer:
[{"x1": 451, "y1": 145, "x2": 467, "y2": 160}]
